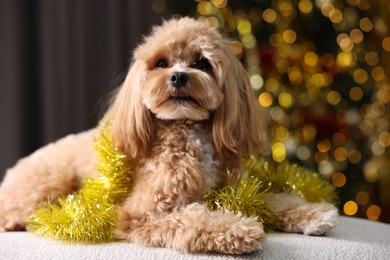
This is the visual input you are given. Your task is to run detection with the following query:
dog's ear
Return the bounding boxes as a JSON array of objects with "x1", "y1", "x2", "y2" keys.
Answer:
[
  {"x1": 106, "y1": 60, "x2": 153, "y2": 159},
  {"x1": 212, "y1": 53, "x2": 265, "y2": 158}
]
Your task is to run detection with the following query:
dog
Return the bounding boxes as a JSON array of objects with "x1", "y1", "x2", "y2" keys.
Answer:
[{"x1": 0, "y1": 17, "x2": 337, "y2": 254}]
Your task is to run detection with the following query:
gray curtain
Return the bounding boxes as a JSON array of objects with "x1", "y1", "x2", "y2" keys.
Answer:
[{"x1": 0, "y1": 0, "x2": 167, "y2": 179}]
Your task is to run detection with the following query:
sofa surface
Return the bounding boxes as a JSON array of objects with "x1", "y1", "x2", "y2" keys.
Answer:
[{"x1": 1, "y1": 216, "x2": 389, "y2": 260}]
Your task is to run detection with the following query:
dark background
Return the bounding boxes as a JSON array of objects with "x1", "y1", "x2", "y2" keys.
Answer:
[{"x1": 0, "y1": 0, "x2": 167, "y2": 178}]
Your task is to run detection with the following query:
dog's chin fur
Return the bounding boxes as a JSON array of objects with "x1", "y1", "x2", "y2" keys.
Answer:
[{"x1": 0, "y1": 17, "x2": 338, "y2": 254}]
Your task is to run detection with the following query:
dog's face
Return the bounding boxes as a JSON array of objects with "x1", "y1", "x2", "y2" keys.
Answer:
[
  {"x1": 141, "y1": 45, "x2": 223, "y2": 121},
  {"x1": 109, "y1": 18, "x2": 264, "y2": 159},
  {"x1": 135, "y1": 18, "x2": 227, "y2": 121}
]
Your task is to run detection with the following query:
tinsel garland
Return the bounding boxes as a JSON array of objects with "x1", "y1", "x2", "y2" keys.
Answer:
[
  {"x1": 27, "y1": 126, "x2": 337, "y2": 243},
  {"x1": 244, "y1": 156, "x2": 338, "y2": 204},
  {"x1": 203, "y1": 171, "x2": 277, "y2": 231},
  {"x1": 27, "y1": 125, "x2": 133, "y2": 243},
  {"x1": 204, "y1": 156, "x2": 337, "y2": 230}
]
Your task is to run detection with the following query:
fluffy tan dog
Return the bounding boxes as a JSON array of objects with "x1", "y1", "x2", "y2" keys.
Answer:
[{"x1": 0, "y1": 18, "x2": 337, "y2": 254}]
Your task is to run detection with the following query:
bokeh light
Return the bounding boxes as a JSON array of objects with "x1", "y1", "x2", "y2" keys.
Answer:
[
  {"x1": 353, "y1": 68, "x2": 368, "y2": 84},
  {"x1": 344, "y1": 201, "x2": 358, "y2": 216},
  {"x1": 382, "y1": 37, "x2": 390, "y2": 52},
  {"x1": 356, "y1": 191, "x2": 369, "y2": 206},
  {"x1": 263, "y1": 8, "x2": 278, "y2": 24},
  {"x1": 278, "y1": 92, "x2": 294, "y2": 108},
  {"x1": 296, "y1": 146, "x2": 311, "y2": 160},
  {"x1": 282, "y1": 30, "x2": 297, "y2": 44},
  {"x1": 349, "y1": 87, "x2": 363, "y2": 101},
  {"x1": 367, "y1": 205, "x2": 381, "y2": 220},
  {"x1": 272, "y1": 142, "x2": 287, "y2": 162},
  {"x1": 298, "y1": 0, "x2": 313, "y2": 14},
  {"x1": 359, "y1": 17, "x2": 374, "y2": 32},
  {"x1": 259, "y1": 92, "x2": 273, "y2": 108},
  {"x1": 332, "y1": 172, "x2": 346, "y2": 188}
]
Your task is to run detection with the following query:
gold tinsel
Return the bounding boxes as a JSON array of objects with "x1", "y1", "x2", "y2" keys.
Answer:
[
  {"x1": 244, "y1": 156, "x2": 338, "y2": 204},
  {"x1": 28, "y1": 125, "x2": 336, "y2": 242},
  {"x1": 27, "y1": 124, "x2": 133, "y2": 243},
  {"x1": 204, "y1": 156, "x2": 337, "y2": 230},
  {"x1": 203, "y1": 171, "x2": 277, "y2": 231}
]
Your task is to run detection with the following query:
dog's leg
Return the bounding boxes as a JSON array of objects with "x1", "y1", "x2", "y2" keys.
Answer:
[
  {"x1": 265, "y1": 192, "x2": 338, "y2": 235},
  {"x1": 0, "y1": 130, "x2": 98, "y2": 231},
  {"x1": 115, "y1": 203, "x2": 265, "y2": 254}
]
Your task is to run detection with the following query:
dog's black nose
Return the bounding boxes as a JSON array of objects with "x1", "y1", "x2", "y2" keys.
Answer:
[{"x1": 170, "y1": 72, "x2": 189, "y2": 88}]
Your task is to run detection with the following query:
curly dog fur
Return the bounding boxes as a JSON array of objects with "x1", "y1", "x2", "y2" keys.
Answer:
[{"x1": 0, "y1": 18, "x2": 337, "y2": 254}]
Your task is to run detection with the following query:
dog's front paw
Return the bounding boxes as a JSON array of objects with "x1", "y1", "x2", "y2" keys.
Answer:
[
  {"x1": 213, "y1": 218, "x2": 265, "y2": 254},
  {"x1": 302, "y1": 203, "x2": 338, "y2": 236}
]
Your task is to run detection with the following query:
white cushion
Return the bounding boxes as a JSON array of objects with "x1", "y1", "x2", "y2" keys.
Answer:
[{"x1": 1, "y1": 216, "x2": 389, "y2": 259}]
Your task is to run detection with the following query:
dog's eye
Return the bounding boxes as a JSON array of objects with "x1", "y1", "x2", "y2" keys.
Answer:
[
  {"x1": 193, "y1": 58, "x2": 211, "y2": 71},
  {"x1": 155, "y1": 59, "x2": 169, "y2": 69}
]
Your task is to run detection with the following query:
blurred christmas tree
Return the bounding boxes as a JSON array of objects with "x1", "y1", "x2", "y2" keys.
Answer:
[{"x1": 153, "y1": 0, "x2": 390, "y2": 223}]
